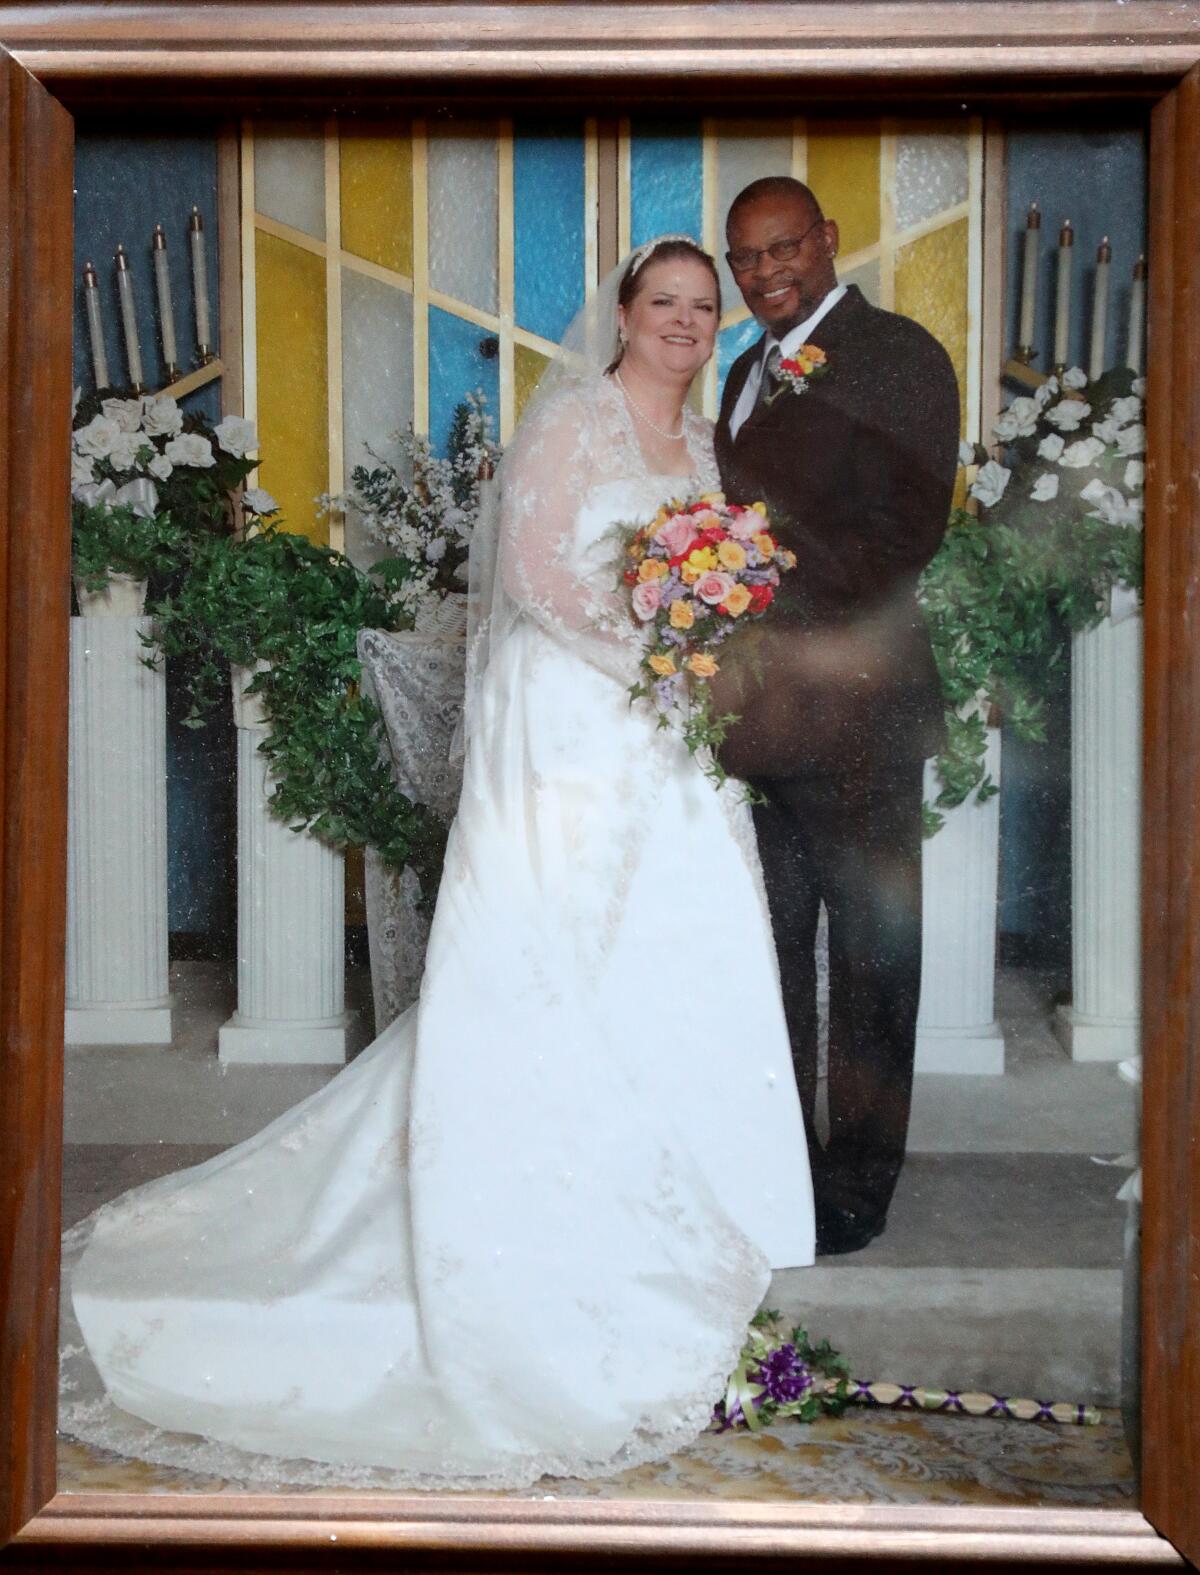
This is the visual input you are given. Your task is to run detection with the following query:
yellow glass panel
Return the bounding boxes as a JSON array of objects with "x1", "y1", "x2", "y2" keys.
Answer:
[
  {"x1": 895, "y1": 217, "x2": 970, "y2": 440},
  {"x1": 340, "y1": 125, "x2": 413, "y2": 277},
  {"x1": 805, "y1": 120, "x2": 881, "y2": 258},
  {"x1": 255, "y1": 230, "x2": 329, "y2": 543},
  {"x1": 514, "y1": 343, "x2": 551, "y2": 423}
]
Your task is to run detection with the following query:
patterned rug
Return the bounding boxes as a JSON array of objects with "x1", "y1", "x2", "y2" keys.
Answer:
[{"x1": 57, "y1": 1407, "x2": 1135, "y2": 1506}]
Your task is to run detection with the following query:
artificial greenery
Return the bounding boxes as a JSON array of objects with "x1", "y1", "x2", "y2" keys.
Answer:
[
  {"x1": 144, "y1": 524, "x2": 446, "y2": 886},
  {"x1": 919, "y1": 365, "x2": 1145, "y2": 834},
  {"x1": 71, "y1": 501, "x2": 190, "y2": 593}
]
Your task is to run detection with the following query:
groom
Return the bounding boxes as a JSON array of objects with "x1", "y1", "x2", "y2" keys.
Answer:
[{"x1": 714, "y1": 176, "x2": 959, "y2": 1256}]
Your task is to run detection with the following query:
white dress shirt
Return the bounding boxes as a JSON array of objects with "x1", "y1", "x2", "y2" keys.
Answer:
[{"x1": 728, "y1": 283, "x2": 848, "y2": 439}]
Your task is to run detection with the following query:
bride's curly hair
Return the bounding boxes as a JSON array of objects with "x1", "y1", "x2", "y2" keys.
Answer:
[{"x1": 605, "y1": 238, "x2": 721, "y2": 375}]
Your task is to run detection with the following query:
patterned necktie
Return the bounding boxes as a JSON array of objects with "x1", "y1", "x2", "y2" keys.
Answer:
[{"x1": 754, "y1": 344, "x2": 783, "y2": 414}]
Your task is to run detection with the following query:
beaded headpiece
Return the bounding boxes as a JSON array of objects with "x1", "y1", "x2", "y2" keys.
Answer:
[{"x1": 627, "y1": 233, "x2": 703, "y2": 277}]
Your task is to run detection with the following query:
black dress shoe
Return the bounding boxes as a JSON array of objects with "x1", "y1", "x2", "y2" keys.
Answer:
[{"x1": 815, "y1": 1212, "x2": 885, "y2": 1257}]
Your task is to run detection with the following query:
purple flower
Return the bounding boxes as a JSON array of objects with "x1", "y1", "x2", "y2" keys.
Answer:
[
  {"x1": 653, "y1": 675, "x2": 682, "y2": 713},
  {"x1": 752, "y1": 1344, "x2": 815, "y2": 1404}
]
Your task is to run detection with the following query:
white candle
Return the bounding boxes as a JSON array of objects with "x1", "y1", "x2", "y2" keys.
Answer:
[
  {"x1": 1088, "y1": 236, "x2": 1111, "y2": 383},
  {"x1": 152, "y1": 223, "x2": 178, "y2": 376},
  {"x1": 114, "y1": 244, "x2": 144, "y2": 391},
  {"x1": 1054, "y1": 219, "x2": 1074, "y2": 371},
  {"x1": 1128, "y1": 255, "x2": 1146, "y2": 375},
  {"x1": 1018, "y1": 202, "x2": 1041, "y2": 354},
  {"x1": 82, "y1": 261, "x2": 109, "y2": 389},
  {"x1": 190, "y1": 205, "x2": 212, "y2": 357}
]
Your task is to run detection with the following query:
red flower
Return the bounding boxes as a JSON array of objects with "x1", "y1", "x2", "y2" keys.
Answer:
[
  {"x1": 668, "y1": 539, "x2": 704, "y2": 568},
  {"x1": 623, "y1": 569, "x2": 639, "y2": 586},
  {"x1": 697, "y1": 528, "x2": 725, "y2": 548},
  {"x1": 748, "y1": 584, "x2": 774, "y2": 614}
]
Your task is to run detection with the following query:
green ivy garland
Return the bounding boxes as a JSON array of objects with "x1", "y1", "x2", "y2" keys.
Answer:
[{"x1": 145, "y1": 525, "x2": 446, "y2": 888}]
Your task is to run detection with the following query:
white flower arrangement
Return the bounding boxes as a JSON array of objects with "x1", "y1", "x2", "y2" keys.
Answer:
[
  {"x1": 71, "y1": 388, "x2": 264, "y2": 590},
  {"x1": 1043, "y1": 399, "x2": 1091, "y2": 432},
  {"x1": 972, "y1": 369, "x2": 1145, "y2": 535},
  {"x1": 333, "y1": 391, "x2": 500, "y2": 628},
  {"x1": 968, "y1": 459, "x2": 1011, "y2": 508}
]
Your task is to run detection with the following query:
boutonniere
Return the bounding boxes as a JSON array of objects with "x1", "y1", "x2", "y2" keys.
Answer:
[{"x1": 767, "y1": 345, "x2": 831, "y2": 402}]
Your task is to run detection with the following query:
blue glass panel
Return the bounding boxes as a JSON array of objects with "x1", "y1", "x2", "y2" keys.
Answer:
[
  {"x1": 717, "y1": 318, "x2": 764, "y2": 403},
  {"x1": 513, "y1": 125, "x2": 586, "y2": 342},
  {"x1": 428, "y1": 304, "x2": 501, "y2": 457},
  {"x1": 629, "y1": 123, "x2": 703, "y2": 250}
]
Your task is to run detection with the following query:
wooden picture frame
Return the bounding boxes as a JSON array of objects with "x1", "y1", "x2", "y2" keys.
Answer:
[{"x1": 2, "y1": 4, "x2": 1198, "y2": 1568}]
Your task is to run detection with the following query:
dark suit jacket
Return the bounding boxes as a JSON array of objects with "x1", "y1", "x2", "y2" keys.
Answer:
[{"x1": 712, "y1": 284, "x2": 960, "y2": 781}]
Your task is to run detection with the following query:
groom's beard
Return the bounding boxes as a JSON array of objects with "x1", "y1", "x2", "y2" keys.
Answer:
[{"x1": 746, "y1": 276, "x2": 832, "y2": 338}]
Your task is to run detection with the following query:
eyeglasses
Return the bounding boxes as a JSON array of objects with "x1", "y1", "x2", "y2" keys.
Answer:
[{"x1": 725, "y1": 218, "x2": 825, "y2": 275}]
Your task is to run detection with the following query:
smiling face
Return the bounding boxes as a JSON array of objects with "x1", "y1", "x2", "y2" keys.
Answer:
[
  {"x1": 617, "y1": 255, "x2": 719, "y2": 385},
  {"x1": 726, "y1": 190, "x2": 839, "y2": 338}
]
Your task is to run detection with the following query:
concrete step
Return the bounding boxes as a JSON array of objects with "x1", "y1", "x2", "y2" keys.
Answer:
[{"x1": 767, "y1": 1266, "x2": 1122, "y2": 1405}]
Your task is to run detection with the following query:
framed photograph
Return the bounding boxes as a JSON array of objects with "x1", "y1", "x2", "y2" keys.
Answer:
[{"x1": 2, "y1": 4, "x2": 1198, "y2": 1569}]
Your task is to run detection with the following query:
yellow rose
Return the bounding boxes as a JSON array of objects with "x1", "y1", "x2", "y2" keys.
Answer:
[
  {"x1": 638, "y1": 557, "x2": 668, "y2": 582},
  {"x1": 669, "y1": 599, "x2": 695, "y2": 630},
  {"x1": 752, "y1": 531, "x2": 777, "y2": 558},
  {"x1": 686, "y1": 546, "x2": 717, "y2": 573},
  {"x1": 751, "y1": 501, "x2": 768, "y2": 517},
  {"x1": 778, "y1": 549, "x2": 797, "y2": 569},
  {"x1": 698, "y1": 491, "x2": 726, "y2": 508},
  {"x1": 687, "y1": 652, "x2": 719, "y2": 679},
  {"x1": 796, "y1": 358, "x2": 814, "y2": 375},
  {"x1": 648, "y1": 652, "x2": 677, "y2": 676},
  {"x1": 717, "y1": 539, "x2": 747, "y2": 571},
  {"x1": 679, "y1": 562, "x2": 700, "y2": 585},
  {"x1": 801, "y1": 343, "x2": 827, "y2": 365},
  {"x1": 722, "y1": 584, "x2": 752, "y2": 617}
]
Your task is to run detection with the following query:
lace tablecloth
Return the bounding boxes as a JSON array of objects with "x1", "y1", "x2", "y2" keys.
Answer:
[{"x1": 357, "y1": 628, "x2": 466, "y2": 1032}]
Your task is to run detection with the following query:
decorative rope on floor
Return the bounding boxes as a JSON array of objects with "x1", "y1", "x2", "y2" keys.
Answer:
[{"x1": 842, "y1": 1380, "x2": 1101, "y2": 1426}]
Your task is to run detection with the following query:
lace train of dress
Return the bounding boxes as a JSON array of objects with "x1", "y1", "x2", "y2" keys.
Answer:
[{"x1": 63, "y1": 378, "x2": 815, "y2": 1490}]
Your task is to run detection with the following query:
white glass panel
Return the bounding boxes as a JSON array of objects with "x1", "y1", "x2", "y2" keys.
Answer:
[
  {"x1": 895, "y1": 128, "x2": 969, "y2": 232},
  {"x1": 341, "y1": 269, "x2": 414, "y2": 569},
  {"x1": 428, "y1": 127, "x2": 499, "y2": 316},
  {"x1": 254, "y1": 123, "x2": 326, "y2": 239},
  {"x1": 716, "y1": 121, "x2": 793, "y2": 308}
]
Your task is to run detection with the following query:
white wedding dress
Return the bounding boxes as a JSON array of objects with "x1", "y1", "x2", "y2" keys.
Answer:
[{"x1": 62, "y1": 374, "x2": 815, "y2": 1491}]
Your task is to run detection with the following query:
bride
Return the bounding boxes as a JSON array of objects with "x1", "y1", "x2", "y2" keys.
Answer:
[{"x1": 62, "y1": 234, "x2": 815, "y2": 1491}]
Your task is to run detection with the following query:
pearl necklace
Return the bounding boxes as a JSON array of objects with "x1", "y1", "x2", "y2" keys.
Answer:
[{"x1": 613, "y1": 369, "x2": 685, "y2": 442}]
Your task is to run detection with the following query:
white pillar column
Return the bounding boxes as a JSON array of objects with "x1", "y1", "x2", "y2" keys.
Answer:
[
  {"x1": 219, "y1": 665, "x2": 357, "y2": 1064},
  {"x1": 915, "y1": 723, "x2": 1005, "y2": 1074},
  {"x1": 66, "y1": 577, "x2": 172, "y2": 1045},
  {"x1": 1055, "y1": 612, "x2": 1142, "y2": 1061}
]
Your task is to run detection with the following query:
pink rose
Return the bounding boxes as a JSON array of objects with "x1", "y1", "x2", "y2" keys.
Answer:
[
  {"x1": 631, "y1": 581, "x2": 663, "y2": 621},
  {"x1": 726, "y1": 509, "x2": 760, "y2": 541},
  {"x1": 695, "y1": 571, "x2": 735, "y2": 606},
  {"x1": 657, "y1": 514, "x2": 697, "y2": 558}
]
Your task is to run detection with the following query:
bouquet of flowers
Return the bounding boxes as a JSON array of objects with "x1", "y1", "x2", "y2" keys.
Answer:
[
  {"x1": 711, "y1": 1310, "x2": 850, "y2": 1432},
  {"x1": 71, "y1": 388, "x2": 265, "y2": 591},
  {"x1": 333, "y1": 393, "x2": 500, "y2": 630},
  {"x1": 619, "y1": 491, "x2": 797, "y2": 787}
]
